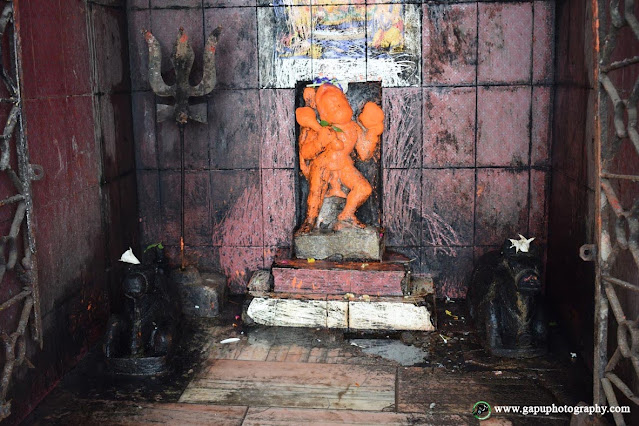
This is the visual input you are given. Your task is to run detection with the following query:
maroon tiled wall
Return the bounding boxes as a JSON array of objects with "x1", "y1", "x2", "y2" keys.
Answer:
[
  {"x1": 129, "y1": 1, "x2": 555, "y2": 297},
  {"x1": 4, "y1": 0, "x2": 137, "y2": 423}
]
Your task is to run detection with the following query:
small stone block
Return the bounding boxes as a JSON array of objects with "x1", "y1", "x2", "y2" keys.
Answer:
[
  {"x1": 248, "y1": 269, "x2": 273, "y2": 294},
  {"x1": 176, "y1": 272, "x2": 227, "y2": 318},
  {"x1": 246, "y1": 298, "x2": 328, "y2": 328},
  {"x1": 411, "y1": 276, "x2": 434, "y2": 296},
  {"x1": 171, "y1": 266, "x2": 202, "y2": 286},
  {"x1": 348, "y1": 301, "x2": 434, "y2": 331},
  {"x1": 294, "y1": 226, "x2": 383, "y2": 261},
  {"x1": 272, "y1": 259, "x2": 405, "y2": 296}
]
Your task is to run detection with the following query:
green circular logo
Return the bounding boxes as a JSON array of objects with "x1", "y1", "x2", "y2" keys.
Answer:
[{"x1": 472, "y1": 401, "x2": 491, "y2": 420}]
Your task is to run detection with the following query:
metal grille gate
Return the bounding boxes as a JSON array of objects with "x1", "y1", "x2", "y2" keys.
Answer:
[
  {"x1": 593, "y1": 0, "x2": 639, "y2": 424},
  {"x1": 0, "y1": 1, "x2": 43, "y2": 421}
]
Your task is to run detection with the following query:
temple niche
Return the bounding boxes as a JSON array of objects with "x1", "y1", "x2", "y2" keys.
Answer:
[
  {"x1": 294, "y1": 81, "x2": 384, "y2": 260},
  {"x1": 245, "y1": 80, "x2": 434, "y2": 331}
]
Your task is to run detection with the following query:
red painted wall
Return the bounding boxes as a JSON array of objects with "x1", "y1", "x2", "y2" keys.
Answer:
[{"x1": 3, "y1": 0, "x2": 137, "y2": 423}]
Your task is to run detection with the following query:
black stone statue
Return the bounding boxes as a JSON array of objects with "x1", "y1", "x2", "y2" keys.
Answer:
[
  {"x1": 103, "y1": 247, "x2": 181, "y2": 374},
  {"x1": 467, "y1": 238, "x2": 547, "y2": 358}
]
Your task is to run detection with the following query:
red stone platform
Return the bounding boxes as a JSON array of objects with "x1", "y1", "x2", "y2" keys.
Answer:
[{"x1": 272, "y1": 258, "x2": 406, "y2": 296}]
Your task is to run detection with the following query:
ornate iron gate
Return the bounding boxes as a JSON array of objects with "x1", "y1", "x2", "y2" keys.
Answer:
[
  {"x1": 593, "y1": 0, "x2": 639, "y2": 424},
  {"x1": 0, "y1": 1, "x2": 43, "y2": 421}
]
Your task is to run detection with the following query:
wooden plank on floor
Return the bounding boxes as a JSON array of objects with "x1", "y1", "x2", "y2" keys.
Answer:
[
  {"x1": 307, "y1": 347, "x2": 328, "y2": 363},
  {"x1": 208, "y1": 339, "x2": 246, "y2": 360},
  {"x1": 266, "y1": 345, "x2": 290, "y2": 361},
  {"x1": 29, "y1": 400, "x2": 247, "y2": 426},
  {"x1": 284, "y1": 344, "x2": 310, "y2": 362},
  {"x1": 242, "y1": 407, "x2": 472, "y2": 425},
  {"x1": 397, "y1": 368, "x2": 568, "y2": 422},
  {"x1": 324, "y1": 348, "x2": 343, "y2": 364},
  {"x1": 237, "y1": 342, "x2": 271, "y2": 361},
  {"x1": 179, "y1": 359, "x2": 395, "y2": 411}
]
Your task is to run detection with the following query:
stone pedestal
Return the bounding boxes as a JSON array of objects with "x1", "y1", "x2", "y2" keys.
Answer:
[
  {"x1": 248, "y1": 73, "x2": 432, "y2": 328},
  {"x1": 294, "y1": 227, "x2": 383, "y2": 261},
  {"x1": 245, "y1": 255, "x2": 436, "y2": 331}
]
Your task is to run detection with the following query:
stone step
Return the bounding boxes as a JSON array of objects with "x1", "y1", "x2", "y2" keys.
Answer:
[
  {"x1": 245, "y1": 293, "x2": 434, "y2": 331},
  {"x1": 272, "y1": 258, "x2": 407, "y2": 296}
]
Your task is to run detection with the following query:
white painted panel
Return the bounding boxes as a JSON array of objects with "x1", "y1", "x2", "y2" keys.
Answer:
[
  {"x1": 247, "y1": 298, "x2": 328, "y2": 328},
  {"x1": 349, "y1": 301, "x2": 434, "y2": 331}
]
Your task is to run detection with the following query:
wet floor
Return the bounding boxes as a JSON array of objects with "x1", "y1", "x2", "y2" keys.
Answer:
[
  {"x1": 348, "y1": 339, "x2": 429, "y2": 366},
  {"x1": 23, "y1": 297, "x2": 594, "y2": 425}
]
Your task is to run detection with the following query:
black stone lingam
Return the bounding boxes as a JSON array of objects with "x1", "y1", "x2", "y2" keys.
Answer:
[
  {"x1": 103, "y1": 247, "x2": 181, "y2": 375},
  {"x1": 467, "y1": 238, "x2": 548, "y2": 358}
]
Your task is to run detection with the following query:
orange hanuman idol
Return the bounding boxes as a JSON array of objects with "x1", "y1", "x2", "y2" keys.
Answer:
[{"x1": 295, "y1": 83, "x2": 385, "y2": 233}]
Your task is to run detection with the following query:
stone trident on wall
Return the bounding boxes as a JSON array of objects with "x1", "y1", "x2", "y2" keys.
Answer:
[{"x1": 143, "y1": 26, "x2": 221, "y2": 270}]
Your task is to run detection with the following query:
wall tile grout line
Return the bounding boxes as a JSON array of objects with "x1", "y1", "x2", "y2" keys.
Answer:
[
  {"x1": 527, "y1": 0, "x2": 535, "y2": 237},
  {"x1": 364, "y1": 0, "x2": 368, "y2": 84},
  {"x1": 418, "y1": 84, "x2": 424, "y2": 270},
  {"x1": 132, "y1": 1, "x2": 557, "y2": 11},
  {"x1": 473, "y1": 0, "x2": 479, "y2": 255},
  {"x1": 130, "y1": 83, "x2": 556, "y2": 93},
  {"x1": 201, "y1": 0, "x2": 214, "y2": 249},
  {"x1": 146, "y1": 7, "x2": 166, "y2": 249},
  {"x1": 134, "y1": 165, "x2": 552, "y2": 172},
  {"x1": 256, "y1": 4, "x2": 265, "y2": 264}
]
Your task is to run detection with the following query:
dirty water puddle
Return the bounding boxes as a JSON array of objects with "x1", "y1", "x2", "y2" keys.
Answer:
[{"x1": 350, "y1": 339, "x2": 428, "y2": 366}]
